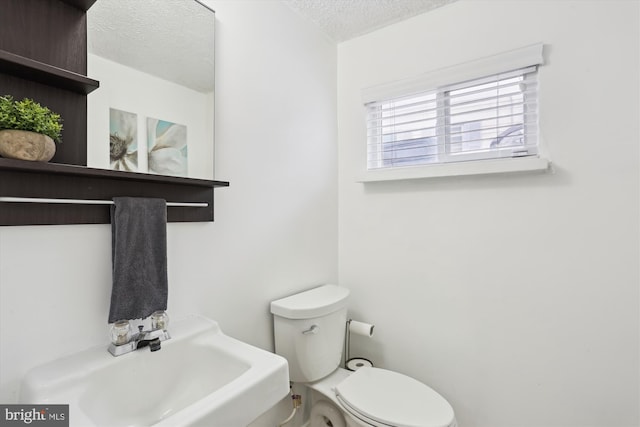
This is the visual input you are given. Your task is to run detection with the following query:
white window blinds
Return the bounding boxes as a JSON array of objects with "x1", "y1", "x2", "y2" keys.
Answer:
[{"x1": 364, "y1": 45, "x2": 543, "y2": 171}]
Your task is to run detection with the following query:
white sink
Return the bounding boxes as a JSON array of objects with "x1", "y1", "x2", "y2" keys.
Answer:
[{"x1": 19, "y1": 315, "x2": 290, "y2": 426}]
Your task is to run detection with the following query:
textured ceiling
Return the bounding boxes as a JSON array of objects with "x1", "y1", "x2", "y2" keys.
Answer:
[
  {"x1": 282, "y1": 0, "x2": 458, "y2": 42},
  {"x1": 88, "y1": 0, "x2": 215, "y2": 92},
  {"x1": 87, "y1": 0, "x2": 455, "y2": 92}
]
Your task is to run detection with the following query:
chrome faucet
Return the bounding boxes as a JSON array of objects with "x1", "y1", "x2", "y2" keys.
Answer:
[{"x1": 108, "y1": 311, "x2": 171, "y2": 357}]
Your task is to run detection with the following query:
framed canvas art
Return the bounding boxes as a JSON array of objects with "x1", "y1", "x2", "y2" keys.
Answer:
[
  {"x1": 147, "y1": 118, "x2": 188, "y2": 176},
  {"x1": 109, "y1": 108, "x2": 138, "y2": 172}
]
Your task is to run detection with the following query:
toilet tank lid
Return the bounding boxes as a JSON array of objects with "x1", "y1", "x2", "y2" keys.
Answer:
[{"x1": 270, "y1": 284, "x2": 350, "y2": 319}]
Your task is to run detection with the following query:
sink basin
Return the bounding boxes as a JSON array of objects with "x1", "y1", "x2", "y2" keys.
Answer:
[{"x1": 19, "y1": 315, "x2": 290, "y2": 426}]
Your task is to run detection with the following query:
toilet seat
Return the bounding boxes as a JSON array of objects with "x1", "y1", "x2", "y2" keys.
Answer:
[{"x1": 334, "y1": 367, "x2": 455, "y2": 427}]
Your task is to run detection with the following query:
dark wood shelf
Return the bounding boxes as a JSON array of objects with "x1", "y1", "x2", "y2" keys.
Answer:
[
  {"x1": 0, "y1": 158, "x2": 229, "y2": 225},
  {"x1": 0, "y1": 49, "x2": 99, "y2": 94},
  {"x1": 0, "y1": 158, "x2": 229, "y2": 187},
  {"x1": 61, "y1": 0, "x2": 97, "y2": 11}
]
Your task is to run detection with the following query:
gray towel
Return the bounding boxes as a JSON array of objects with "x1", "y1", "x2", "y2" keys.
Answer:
[{"x1": 108, "y1": 197, "x2": 168, "y2": 323}]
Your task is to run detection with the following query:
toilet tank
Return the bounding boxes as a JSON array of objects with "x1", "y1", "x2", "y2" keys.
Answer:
[{"x1": 270, "y1": 284, "x2": 349, "y2": 383}]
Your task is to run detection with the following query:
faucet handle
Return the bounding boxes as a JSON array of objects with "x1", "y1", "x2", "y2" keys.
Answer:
[
  {"x1": 151, "y1": 311, "x2": 169, "y2": 330},
  {"x1": 110, "y1": 320, "x2": 132, "y2": 345},
  {"x1": 138, "y1": 325, "x2": 144, "y2": 334}
]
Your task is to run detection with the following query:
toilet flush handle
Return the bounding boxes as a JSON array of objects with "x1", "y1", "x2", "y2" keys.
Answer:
[{"x1": 302, "y1": 325, "x2": 319, "y2": 335}]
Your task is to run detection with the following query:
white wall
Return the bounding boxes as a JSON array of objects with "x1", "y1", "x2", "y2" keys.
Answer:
[
  {"x1": 338, "y1": 1, "x2": 639, "y2": 427},
  {"x1": 0, "y1": 4, "x2": 337, "y2": 427}
]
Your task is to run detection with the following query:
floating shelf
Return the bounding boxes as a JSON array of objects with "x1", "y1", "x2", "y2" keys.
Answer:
[
  {"x1": 61, "y1": 0, "x2": 97, "y2": 10},
  {"x1": 0, "y1": 50, "x2": 99, "y2": 95},
  {"x1": 0, "y1": 158, "x2": 229, "y2": 226}
]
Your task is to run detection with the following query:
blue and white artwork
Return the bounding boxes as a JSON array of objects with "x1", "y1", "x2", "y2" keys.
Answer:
[{"x1": 147, "y1": 118, "x2": 188, "y2": 177}]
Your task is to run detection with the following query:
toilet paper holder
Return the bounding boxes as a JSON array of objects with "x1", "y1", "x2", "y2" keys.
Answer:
[{"x1": 344, "y1": 319, "x2": 374, "y2": 371}]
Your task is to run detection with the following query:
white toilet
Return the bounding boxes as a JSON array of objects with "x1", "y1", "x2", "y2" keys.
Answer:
[{"x1": 271, "y1": 284, "x2": 457, "y2": 427}]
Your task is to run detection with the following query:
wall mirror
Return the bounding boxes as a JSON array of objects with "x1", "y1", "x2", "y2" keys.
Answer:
[{"x1": 86, "y1": 0, "x2": 215, "y2": 180}]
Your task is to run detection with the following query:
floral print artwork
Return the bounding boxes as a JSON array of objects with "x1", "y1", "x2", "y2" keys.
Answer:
[
  {"x1": 147, "y1": 118, "x2": 187, "y2": 177},
  {"x1": 109, "y1": 108, "x2": 138, "y2": 171}
]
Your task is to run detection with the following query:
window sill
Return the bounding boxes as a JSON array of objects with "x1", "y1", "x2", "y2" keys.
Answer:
[{"x1": 357, "y1": 156, "x2": 550, "y2": 183}]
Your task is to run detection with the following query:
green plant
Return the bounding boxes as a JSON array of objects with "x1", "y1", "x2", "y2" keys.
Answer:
[{"x1": 0, "y1": 95, "x2": 63, "y2": 143}]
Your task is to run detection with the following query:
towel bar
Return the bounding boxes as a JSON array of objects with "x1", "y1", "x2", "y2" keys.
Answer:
[{"x1": 0, "y1": 196, "x2": 208, "y2": 208}]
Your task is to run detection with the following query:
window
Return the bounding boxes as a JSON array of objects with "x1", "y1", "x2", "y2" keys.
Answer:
[
  {"x1": 360, "y1": 44, "x2": 547, "y2": 181},
  {"x1": 366, "y1": 66, "x2": 538, "y2": 170}
]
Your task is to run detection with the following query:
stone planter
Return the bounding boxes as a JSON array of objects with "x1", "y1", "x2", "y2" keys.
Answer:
[{"x1": 0, "y1": 129, "x2": 56, "y2": 162}]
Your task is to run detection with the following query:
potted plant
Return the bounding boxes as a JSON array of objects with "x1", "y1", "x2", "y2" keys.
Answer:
[{"x1": 0, "y1": 95, "x2": 63, "y2": 162}]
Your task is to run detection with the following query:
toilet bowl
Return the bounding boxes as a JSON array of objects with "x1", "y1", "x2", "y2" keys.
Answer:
[
  {"x1": 307, "y1": 367, "x2": 456, "y2": 427},
  {"x1": 271, "y1": 285, "x2": 457, "y2": 427},
  {"x1": 310, "y1": 399, "x2": 346, "y2": 427}
]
